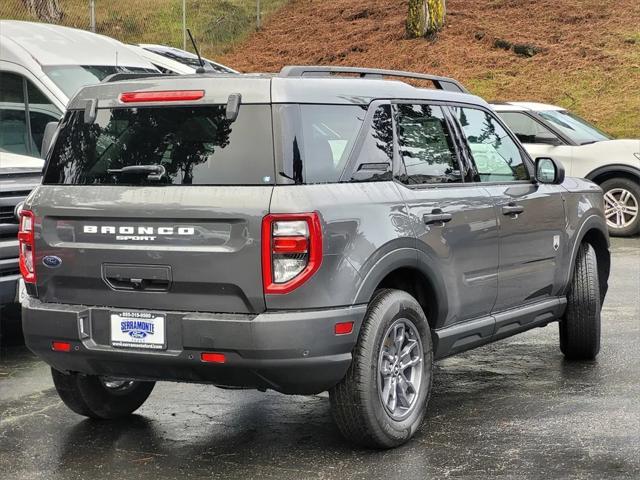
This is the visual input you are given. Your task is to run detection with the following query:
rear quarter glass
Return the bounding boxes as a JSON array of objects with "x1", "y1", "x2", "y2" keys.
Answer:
[
  {"x1": 274, "y1": 104, "x2": 369, "y2": 184},
  {"x1": 44, "y1": 105, "x2": 275, "y2": 186}
]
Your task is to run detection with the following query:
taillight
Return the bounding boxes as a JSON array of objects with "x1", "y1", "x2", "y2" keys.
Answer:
[
  {"x1": 262, "y1": 213, "x2": 322, "y2": 294},
  {"x1": 18, "y1": 210, "x2": 36, "y2": 284}
]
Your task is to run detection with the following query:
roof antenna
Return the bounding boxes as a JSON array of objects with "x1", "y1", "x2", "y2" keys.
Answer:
[{"x1": 187, "y1": 28, "x2": 206, "y2": 74}]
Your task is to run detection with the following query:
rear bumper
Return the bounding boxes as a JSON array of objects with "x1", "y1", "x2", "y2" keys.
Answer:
[{"x1": 22, "y1": 297, "x2": 367, "y2": 394}]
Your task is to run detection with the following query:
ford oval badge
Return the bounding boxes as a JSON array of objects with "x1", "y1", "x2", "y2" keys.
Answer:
[{"x1": 42, "y1": 256, "x2": 62, "y2": 268}]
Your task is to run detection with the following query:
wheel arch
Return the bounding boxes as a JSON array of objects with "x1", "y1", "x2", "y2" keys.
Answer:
[
  {"x1": 563, "y1": 217, "x2": 610, "y2": 301},
  {"x1": 354, "y1": 248, "x2": 448, "y2": 330},
  {"x1": 585, "y1": 164, "x2": 640, "y2": 185}
]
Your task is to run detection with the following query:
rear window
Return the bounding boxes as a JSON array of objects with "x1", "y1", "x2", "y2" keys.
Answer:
[{"x1": 44, "y1": 105, "x2": 274, "y2": 186}]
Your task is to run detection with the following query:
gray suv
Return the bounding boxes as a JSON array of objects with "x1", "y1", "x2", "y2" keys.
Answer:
[{"x1": 20, "y1": 67, "x2": 610, "y2": 448}]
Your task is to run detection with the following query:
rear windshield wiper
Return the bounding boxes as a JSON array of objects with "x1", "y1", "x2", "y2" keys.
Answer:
[{"x1": 107, "y1": 164, "x2": 166, "y2": 181}]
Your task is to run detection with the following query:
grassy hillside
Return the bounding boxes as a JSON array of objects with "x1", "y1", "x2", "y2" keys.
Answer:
[
  {"x1": 0, "y1": 0, "x2": 288, "y2": 56},
  {"x1": 221, "y1": 0, "x2": 640, "y2": 138}
]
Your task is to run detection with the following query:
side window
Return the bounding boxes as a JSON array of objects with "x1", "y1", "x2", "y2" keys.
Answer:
[
  {"x1": 395, "y1": 104, "x2": 462, "y2": 185},
  {"x1": 0, "y1": 71, "x2": 29, "y2": 155},
  {"x1": 497, "y1": 111, "x2": 562, "y2": 145},
  {"x1": 0, "y1": 71, "x2": 61, "y2": 157},
  {"x1": 349, "y1": 105, "x2": 393, "y2": 182},
  {"x1": 275, "y1": 104, "x2": 366, "y2": 184},
  {"x1": 452, "y1": 106, "x2": 530, "y2": 182},
  {"x1": 26, "y1": 79, "x2": 61, "y2": 156}
]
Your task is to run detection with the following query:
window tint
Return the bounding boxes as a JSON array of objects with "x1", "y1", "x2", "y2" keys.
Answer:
[
  {"x1": 0, "y1": 72, "x2": 28, "y2": 155},
  {"x1": 276, "y1": 105, "x2": 366, "y2": 184},
  {"x1": 0, "y1": 71, "x2": 61, "y2": 157},
  {"x1": 44, "y1": 105, "x2": 274, "y2": 185},
  {"x1": 497, "y1": 111, "x2": 561, "y2": 145},
  {"x1": 452, "y1": 106, "x2": 529, "y2": 182},
  {"x1": 395, "y1": 104, "x2": 461, "y2": 185},
  {"x1": 349, "y1": 105, "x2": 393, "y2": 182}
]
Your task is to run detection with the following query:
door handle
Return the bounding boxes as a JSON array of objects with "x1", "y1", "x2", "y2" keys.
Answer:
[
  {"x1": 423, "y1": 209, "x2": 452, "y2": 225},
  {"x1": 502, "y1": 203, "x2": 524, "y2": 216}
]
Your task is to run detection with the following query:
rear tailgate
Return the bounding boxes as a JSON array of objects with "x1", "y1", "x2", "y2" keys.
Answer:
[
  {"x1": 31, "y1": 78, "x2": 274, "y2": 314},
  {"x1": 31, "y1": 186, "x2": 270, "y2": 313}
]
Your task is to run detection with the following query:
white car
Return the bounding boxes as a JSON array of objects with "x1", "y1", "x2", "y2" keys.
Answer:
[
  {"x1": 0, "y1": 20, "x2": 159, "y2": 158},
  {"x1": 494, "y1": 102, "x2": 640, "y2": 236},
  {"x1": 132, "y1": 44, "x2": 238, "y2": 75}
]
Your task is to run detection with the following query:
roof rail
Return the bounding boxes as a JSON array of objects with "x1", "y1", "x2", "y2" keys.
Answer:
[
  {"x1": 101, "y1": 72, "x2": 177, "y2": 83},
  {"x1": 279, "y1": 66, "x2": 468, "y2": 93}
]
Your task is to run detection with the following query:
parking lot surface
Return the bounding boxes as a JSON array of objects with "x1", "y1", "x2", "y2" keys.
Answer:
[{"x1": 1, "y1": 237, "x2": 638, "y2": 479}]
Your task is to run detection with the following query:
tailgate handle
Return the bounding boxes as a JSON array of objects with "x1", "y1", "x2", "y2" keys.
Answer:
[{"x1": 102, "y1": 264, "x2": 172, "y2": 292}]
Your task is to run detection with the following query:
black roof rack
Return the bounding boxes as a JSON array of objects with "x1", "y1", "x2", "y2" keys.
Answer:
[
  {"x1": 279, "y1": 66, "x2": 468, "y2": 93},
  {"x1": 101, "y1": 72, "x2": 177, "y2": 83}
]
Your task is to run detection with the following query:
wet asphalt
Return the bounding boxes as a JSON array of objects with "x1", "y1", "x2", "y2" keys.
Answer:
[{"x1": 0, "y1": 237, "x2": 638, "y2": 480}]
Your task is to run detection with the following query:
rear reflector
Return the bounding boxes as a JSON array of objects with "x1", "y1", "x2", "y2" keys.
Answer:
[
  {"x1": 334, "y1": 322, "x2": 354, "y2": 335},
  {"x1": 52, "y1": 341, "x2": 71, "y2": 352},
  {"x1": 119, "y1": 90, "x2": 205, "y2": 103},
  {"x1": 201, "y1": 352, "x2": 226, "y2": 364}
]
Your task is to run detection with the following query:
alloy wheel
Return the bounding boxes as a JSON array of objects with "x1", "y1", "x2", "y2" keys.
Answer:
[
  {"x1": 604, "y1": 188, "x2": 639, "y2": 230},
  {"x1": 377, "y1": 319, "x2": 424, "y2": 421}
]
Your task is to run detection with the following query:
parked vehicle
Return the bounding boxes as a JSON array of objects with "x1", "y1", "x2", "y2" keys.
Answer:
[
  {"x1": 0, "y1": 21, "x2": 159, "y2": 132},
  {"x1": 493, "y1": 102, "x2": 640, "y2": 236},
  {"x1": 21, "y1": 67, "x2": 610, "y2": 449},
  {"x1": 131, "y1": 44, "x2": 238, "y2": 74},
  {"x1": 0, "y1": 20, "x2": 160, "y2": 310},
  {"x1": 0, "y1": 152, "x2": 42, "y2": 309}
]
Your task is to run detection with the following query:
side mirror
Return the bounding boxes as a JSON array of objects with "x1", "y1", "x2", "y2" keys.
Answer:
[
  {"x1": 535, "y1": 157, "x2": 565, "y2": 184},
  {"x1": 41, "y1": 121, "x2": 59, "y2": 159}
]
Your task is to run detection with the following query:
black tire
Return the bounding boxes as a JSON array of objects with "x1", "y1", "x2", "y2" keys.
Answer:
[
  {"x1": 329, "y1": 289, "x2": 433, "y2": 449},
  {"x1": 600, "y1": 177, "x2": 640, "y2": 237},
  {"x1": 559, "y1": 243, "x2": 601, "y2": 360},
  {"x1": 51, "y1": 368, "x2": 155, "y2": 419}
]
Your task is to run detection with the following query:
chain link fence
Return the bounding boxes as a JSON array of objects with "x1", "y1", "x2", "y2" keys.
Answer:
[{"x1": 1, "y1": 0, "x2": 286, "y2": 56}]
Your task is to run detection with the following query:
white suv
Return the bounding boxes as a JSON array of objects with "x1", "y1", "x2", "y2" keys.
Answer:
[
  {"x1": 0, "y1": 20, "x2": 159, "y2": 158},
  {"x1": 493, "y1": 102, "x2": 640, "y2": 236}
]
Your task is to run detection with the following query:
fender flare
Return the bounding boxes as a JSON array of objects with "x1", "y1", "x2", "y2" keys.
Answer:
[
  {"x1": 585, "y1": 164, "x2": 640, "y2": 183},
  {"x1": 354, "y1": 247, "x2": 449, "y2": 328},
  {"x1": 562, "y1": 214, "x2": 610, "y2": 296}
]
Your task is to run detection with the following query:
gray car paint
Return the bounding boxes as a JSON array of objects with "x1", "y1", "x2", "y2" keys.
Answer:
[{"x1": 21, "y1": 73, "x2": 611, "y2": 393}]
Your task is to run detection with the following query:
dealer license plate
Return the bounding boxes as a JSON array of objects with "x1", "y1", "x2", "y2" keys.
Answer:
[{"x1": 110, "y1": 311, "x2": 166, "y2": 350}]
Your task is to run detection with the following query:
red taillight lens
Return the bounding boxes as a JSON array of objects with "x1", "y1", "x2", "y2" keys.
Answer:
[
  {"x1": 18, "y1": 210, "x2": 36, "y2": 284},
  {"x1": 119, "y1": 90, "x2": 205, "y2": 103},
  {"x1": 201, "y1": 352, "x2": 226, "y2": 363},
  {"x1": 262, "y1": 213, "x2": 322, "y2": 294},
  {"x1": 272, "y1": 236, "x2": 309, "y2": 254}
]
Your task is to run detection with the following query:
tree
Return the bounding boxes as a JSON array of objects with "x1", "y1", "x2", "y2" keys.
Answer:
[
  {"x1": 22, "y1": 0, "x2": 63, "y2": 23},
  {"x1": 406, "y1": 0, "x2": 446, "y2": 39}
]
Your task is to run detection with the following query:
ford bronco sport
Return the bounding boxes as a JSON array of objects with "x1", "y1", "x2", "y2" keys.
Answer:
[{"x1": 20, "y1": 66, "x2": 610, "y2": 449}]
